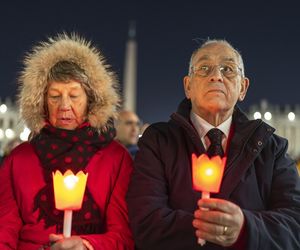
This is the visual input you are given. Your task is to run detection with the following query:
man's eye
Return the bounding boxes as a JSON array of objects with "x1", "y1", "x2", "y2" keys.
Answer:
[
  {"x1": 222, "y1": 65, "x2": 234, "y2": 72},
  {"x1": 200, "y1": 65, "x2": 210, "y2": 71}
]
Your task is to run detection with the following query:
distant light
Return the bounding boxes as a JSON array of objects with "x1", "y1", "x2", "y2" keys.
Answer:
[
  {"x1": 20, "y1": 127, "x2": 31, "y2": 141},
  {"x1": 264, "y1": 112, "x2": 272, "y2": 121},
  {"x1": 0, "y1": 129, "x2": 4, "y2": 140},
  {"x1": 253, "y1": 112, "x2": 262, "y2": 119},
  {"x1": 0, "y1": 104, "x2": 7, "y2": 113},
  {"x1": 288, "y1": 112, "x2": 295, "y2": 121},
  {"x1": 5, "y1": 128, "x2": 15, "y2": 139}
]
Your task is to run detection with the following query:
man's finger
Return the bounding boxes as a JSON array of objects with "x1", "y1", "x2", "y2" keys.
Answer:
[{"x1": 198, "y1": 198, "x2": 238, "y2": 214}]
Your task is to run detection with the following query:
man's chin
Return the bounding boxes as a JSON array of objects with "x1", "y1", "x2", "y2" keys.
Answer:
[
  {"x1": 128, "y1": 140, "x2": 138, "y2": 145},
  {"x1": 197, "y1": 101, "x2": 231, "y2": 114}
]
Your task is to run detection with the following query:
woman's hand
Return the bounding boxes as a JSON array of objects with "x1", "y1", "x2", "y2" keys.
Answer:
[
  {"x1": 49, "y1": 234, "x2": 88, "y2": 250},
  {"x1": 192, "y1": 198, "x2": 244, "y2": 247}
]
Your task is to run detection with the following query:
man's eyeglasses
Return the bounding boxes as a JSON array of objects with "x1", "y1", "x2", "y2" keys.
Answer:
[{"x1": 190, "y1": 63, "x2": 243, "y2": 78}]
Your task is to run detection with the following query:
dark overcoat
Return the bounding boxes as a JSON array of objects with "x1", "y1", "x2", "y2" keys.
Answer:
[{"x1": 127, "y1": 99, "x2": 300, "y2": 250}]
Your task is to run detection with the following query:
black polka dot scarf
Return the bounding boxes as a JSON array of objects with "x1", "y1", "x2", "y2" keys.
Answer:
[{"x1": 31, "y1": 122, "x2": 115, "y2": 234}]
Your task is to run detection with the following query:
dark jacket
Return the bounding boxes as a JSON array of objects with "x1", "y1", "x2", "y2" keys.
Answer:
[{"x1": 127, "y1": 99, "x2": 300, "y2": 250}]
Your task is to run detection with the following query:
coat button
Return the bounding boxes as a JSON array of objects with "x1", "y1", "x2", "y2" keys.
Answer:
[{"x1": 257, "y1": 141, "x2": 263, "y2": 146}]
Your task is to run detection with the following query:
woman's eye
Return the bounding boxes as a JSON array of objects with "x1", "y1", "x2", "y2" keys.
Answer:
[{"x1": 50, "y1": 95, "x2": 60, "y2": 99}]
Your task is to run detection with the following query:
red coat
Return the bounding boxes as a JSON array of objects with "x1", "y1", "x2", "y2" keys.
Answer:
[{"x1": 0, "y1": 140, "x2": 134, "y2": 250}]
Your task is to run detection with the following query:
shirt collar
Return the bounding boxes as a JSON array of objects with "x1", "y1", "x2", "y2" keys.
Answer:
[{"x1": 190, "y1": 111, "x2": 232, "y2": 140}]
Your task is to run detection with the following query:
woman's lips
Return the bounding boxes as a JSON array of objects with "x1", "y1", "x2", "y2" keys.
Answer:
[{"x1": 58, "y1": 118, "x2": 74, "y2": 124}]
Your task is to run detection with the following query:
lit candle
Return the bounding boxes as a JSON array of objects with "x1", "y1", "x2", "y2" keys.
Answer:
[
  {"x1": 192, "y1": 154, "x2": 226, "y2": 245},
  {"x1": 53, "y1": 170, "x2": 88, "y2": 237}
]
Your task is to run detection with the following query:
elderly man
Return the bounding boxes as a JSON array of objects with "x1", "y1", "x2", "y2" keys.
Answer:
[
  {"x1": 115, "y1": 110, "x2": 140, "y2": 157},
  {"x1": 126, "y1": 39, "x2": 300, "y2": 249}
]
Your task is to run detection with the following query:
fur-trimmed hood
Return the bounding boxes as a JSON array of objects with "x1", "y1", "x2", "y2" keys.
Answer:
[{"x1": 18, "y1": 33, "x2": 120, "y2": 133}]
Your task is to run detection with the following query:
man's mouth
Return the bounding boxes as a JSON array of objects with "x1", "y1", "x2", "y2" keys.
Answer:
[{"x1": 207, "y1": 89, "x2": 225, "y2": 94}]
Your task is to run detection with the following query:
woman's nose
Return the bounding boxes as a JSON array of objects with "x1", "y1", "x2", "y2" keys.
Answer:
[{"x1": 59, "y1": 97, "x2": 71, "y2": 110}]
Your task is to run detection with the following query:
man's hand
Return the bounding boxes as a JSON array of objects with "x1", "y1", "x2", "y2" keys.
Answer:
[
  {"x1": 192, "y1": 198, "x2": 244, "y2": 247},
  {"x1": 49, "y1": 234, "x2": 88, "y2": 250}
]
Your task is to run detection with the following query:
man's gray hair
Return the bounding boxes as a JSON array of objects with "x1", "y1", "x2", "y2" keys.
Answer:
[{"x1": 188, "y1": 39, "x2": 245, "y2": 77}]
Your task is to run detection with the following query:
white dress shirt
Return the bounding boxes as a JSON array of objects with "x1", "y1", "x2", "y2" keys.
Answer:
[{"x1": 190, "y1": 112, "x2": 232, "y2": 153}]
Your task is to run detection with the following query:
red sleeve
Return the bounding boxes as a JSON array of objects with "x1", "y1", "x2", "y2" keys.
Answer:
[
  {"x1": 82, "y1": 150, "x2": 134, "y2": 250},
  {"x1": 0, "y1": 155, "x2": 23, "y2": 249}
]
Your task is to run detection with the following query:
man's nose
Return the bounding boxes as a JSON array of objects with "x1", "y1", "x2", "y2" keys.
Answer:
[
  {"x1": 209, "y1": 66, "x2": 223, "y2": 82},
  {"x1": 131, "y1": 122, "x2": 140, "y2": 131},
  {"x1": 133, "y1": 125, "x2": 140, "y2": 132}
]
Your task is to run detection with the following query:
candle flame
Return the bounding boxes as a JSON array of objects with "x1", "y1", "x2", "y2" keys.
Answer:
[
  {"x1": 64, "y1": 175, "x2": 79, "y2": 189},
  {"x1": 205, "y1": 168, "x2": 213, "y2": 176},
  {"x1": 53, "y1": 170, "x2": 88, "y2": 210},
  {"x1": 192, "y1": 154, "x2": 226, "y2": 193}
]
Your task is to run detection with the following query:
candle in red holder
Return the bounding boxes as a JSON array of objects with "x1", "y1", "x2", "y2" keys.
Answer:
[
  {"x1": 53, "y1": 170, "x2": 88, "y2": 237},
  {"x1": 192, "y1": 153, "x2": 226, "y2": 194},
  {"x1": 192, "y1": 153, "x2": 226, "y2": 245}
]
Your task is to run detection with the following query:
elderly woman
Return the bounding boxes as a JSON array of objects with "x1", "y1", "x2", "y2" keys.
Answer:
[{"x1": 0, "y1": 34, "x2": 134, "y2": 250}]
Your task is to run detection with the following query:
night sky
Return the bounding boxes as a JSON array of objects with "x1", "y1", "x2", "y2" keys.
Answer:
[{"x1": 1, "y1": 1, "x2": 299, "y2": 124}]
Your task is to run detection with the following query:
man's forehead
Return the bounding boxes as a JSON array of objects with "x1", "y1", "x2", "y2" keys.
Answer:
[
  {"x1": 120, "y1": 112, "x2": 139, "y2": 121},
  {"x1": 194, "y1": 54, "x2": 236, "y2": 63},
  {"x1": 124, "y1": 117, "x2": 139, "y2": 122},
  {"x1": 193, "y1": 44, "x2": 238, "y2": 63}
]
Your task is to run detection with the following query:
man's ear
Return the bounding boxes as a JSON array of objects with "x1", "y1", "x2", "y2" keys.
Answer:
[
  {"x1": 183, "y1": 76, "x2": 192, "y2": 99},
  {"x1": 239, "y1": 77, "x2": 250, "y2": 101}
]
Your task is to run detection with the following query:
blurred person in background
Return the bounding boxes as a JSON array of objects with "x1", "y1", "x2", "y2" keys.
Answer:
[{"x1": 115, "y1": 110, "x2": 140, "y2": 158}]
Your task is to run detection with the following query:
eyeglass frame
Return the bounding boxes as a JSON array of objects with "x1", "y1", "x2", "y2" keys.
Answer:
[{"x1": 189, "y1": 62, "x2": 244, "y2": 78}]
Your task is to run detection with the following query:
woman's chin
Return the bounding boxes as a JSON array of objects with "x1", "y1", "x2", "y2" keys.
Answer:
[{"x1": 55, "y1": 122, "x2": 78, "y2": 130}]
